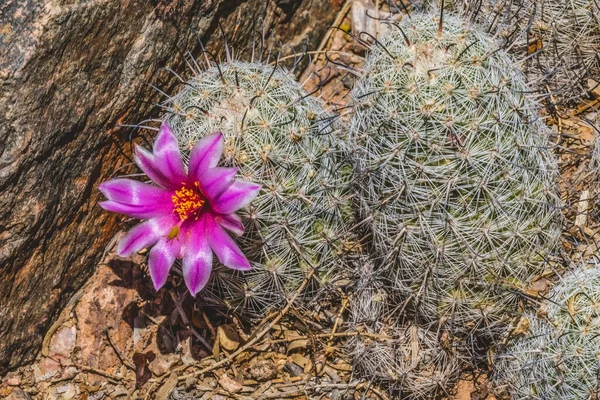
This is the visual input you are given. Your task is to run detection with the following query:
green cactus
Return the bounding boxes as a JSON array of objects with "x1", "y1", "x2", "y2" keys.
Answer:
[
  {"x1": 161, "y1": 60, "x2": 351, "y2": 316},
  {"x1": 349, "y1": 11, "x2": 562, "y2": 345},
  {"x1": 494, "y1": 260, "x2": 600, "y2": 399}
]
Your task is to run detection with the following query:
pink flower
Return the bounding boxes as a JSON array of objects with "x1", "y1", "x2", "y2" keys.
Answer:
[{"x1": 99, "y1": 124, "x2": 261, "y2": 296}]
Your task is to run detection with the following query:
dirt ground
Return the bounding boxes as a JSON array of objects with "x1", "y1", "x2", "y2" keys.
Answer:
[{"x1": 2, "y1": 1, "x2": 599, "y2": 399}]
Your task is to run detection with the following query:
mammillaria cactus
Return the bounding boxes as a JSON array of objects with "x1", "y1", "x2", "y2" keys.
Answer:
[
  {"x1": 346, "y1": 255, "x2": 460, "y2": 399},
  {"x1": 494, "y1": 260, "x2": 600, "y2": 399},
  {"x1": 421, "y1": 0, "x2": 600, "y2": 106},
  {"x1": 349, "y1": 11, "x2": 562, "y2": 344},
  {"x1": 99, "y1": 125, "x2": 261, "y2": 296},
  {"x1": 161, "y1": 60, "x2": 351, "y2": 316}
]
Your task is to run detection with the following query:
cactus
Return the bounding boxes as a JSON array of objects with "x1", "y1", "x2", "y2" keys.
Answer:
[
  {"x1": 420, "y1": 0, "x2": 600, "y2": 105},
  {"x1": 346, "y1": 255, "x2": 460, "y2": 399},
  {"x1": 161, "y1": 60, "x2": 351, "y2": 316},
  {"x1": 349, "y1": 11, "x2": 562, "y2": 345},
  {"x1": 494, "y1": 260, "x2": 600, "y2": 399}
]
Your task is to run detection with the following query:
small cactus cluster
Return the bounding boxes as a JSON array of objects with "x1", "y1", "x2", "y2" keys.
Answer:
[
  {"x1": 494, "y1": 260, "x2": 600, "y2": 399},
  {"x1": 346, "y1": 255, "x2": 460, "y2": 399},
  {"x1": 422, "y1": 0, "x2": 600, "y2": 105},
  {"x1": 162, "y1": 60, "x2": 351, "y2": 316},
  {"x1": 349, "y1": 12, "x2": 562, "y2": 344}
]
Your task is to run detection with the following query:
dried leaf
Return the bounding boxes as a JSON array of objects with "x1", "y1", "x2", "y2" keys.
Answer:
[
  {"x1": 290, "y1": 353, "x2": 309, "y2": 368},
  {"x1": 575, "y1": 190, "x2": 590, "y2": 229},
  {"x1": 329, "y1": 360, "x2": 352, "y2": 372},
  {"x1": 284, "y1": 330, "x2": 308, "y2": 352},
  {"x1": 287, "y1": 338, "x2": 308, "y2": 353},
  {"x1": 410, "y1": 325, "x2": 419, "y2": 368},
  {"x1": 212, "y1": 334, "x2": 220, "y2": 361},
  {"x1": 527, "y1": 37, "x2": 543, "y2": 56},
  {"x1": 526, "y1": 278, "x2": 550, "y2": 297},
  {"x1": 588, "y1": 78, "x2": 600, "y2": 98},
  {"x1": 219, "y1": 373, "x2": 243, "y2": 394},
  {"x1": 512, "y1": 317, "x2": 531, "y2": 336},
  {"x1": 568, "y1": 295, "x2": 578, "y2": 317},
  {"x1": 155, "y1": 372, "x2": 178, "y2": 400},
  {"x1": 284, "y1": 361, "x2": 304, "y2": 377},
  {"x1": 132, "y1": 351, "x2": 155, "y2": 388},
  {"x1": 217, "y1": 324, "x2": 240, "y2": 351},
  {"x1": 191, "y1": 310, "x2": 208, "y2": 329}
]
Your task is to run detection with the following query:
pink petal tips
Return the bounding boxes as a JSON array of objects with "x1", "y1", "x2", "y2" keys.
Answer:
[{"x1": 98, "y1": 123, "x2": 261, "y2": 296}]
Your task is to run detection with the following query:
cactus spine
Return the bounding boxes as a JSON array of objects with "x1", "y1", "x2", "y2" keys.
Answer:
[
  {"x1": 494, "y1": 261, "x2": 600, "y2": 399},
  {"x1": 346, "y1": 255, "x2": 460, "y2": 399},
  {"x1": 349, "y1": 12, "x2": 561, "y2": 344},
  {"x1": 422, "y1": 0, "x2": 600, "y2": 105},
  {"x1": 162, "y1": 60, "x2": 351, "y2": 316}
]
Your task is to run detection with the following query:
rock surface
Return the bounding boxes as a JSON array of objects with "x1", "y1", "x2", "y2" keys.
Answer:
[{"x1": 0, "y1": 0, "x2": 337, "y2": 373}]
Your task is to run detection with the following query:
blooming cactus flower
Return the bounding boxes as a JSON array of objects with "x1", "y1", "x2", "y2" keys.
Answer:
[{"x1": 99, "y1": 124, "x2": 261, "y2": 295}]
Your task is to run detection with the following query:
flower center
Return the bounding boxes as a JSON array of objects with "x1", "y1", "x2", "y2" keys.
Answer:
[{"x1": 172, "y1": 182, "x2": 206, "y2": 221}]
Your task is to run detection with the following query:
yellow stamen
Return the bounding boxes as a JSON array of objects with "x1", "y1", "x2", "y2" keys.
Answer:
[{"x1": 171, "y1": 182, "x2": 205, "y2": 221}]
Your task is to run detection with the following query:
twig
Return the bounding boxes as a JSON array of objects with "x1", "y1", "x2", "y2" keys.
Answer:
[
  {"x1": 146, "y1": 269, "x2": 315, "y2": 398},
  {"x1": 105, "y1": 329, "x2": 136, "y2": 371},
  {"x1": 259, "y1": 330, "x2": 393, "y2": 345},
  {"x1": 270, "y1": 376, "x2": 304, "y2": 386},
  {"x1": 76, "y1": 364, "x2": 131, "y2": 384},
  {"x1": 201, "y1": 310, "x2": 216, "y2": 337},
  {"x1": 299, "y1": 0, "x2": 353, "y2": 81},
  {"x1": 261, "y1": 381, "x2": 361, "y2": 399},
  {"x1": 272, "y1": 50, "x2": 361, "y2": 65},
  {"x1": 313, "y1": 0, "x2": 352, "y2": 61},
  {"x1": 568, "y1": 97, "x2": 600, "y2": 117},
  {"x1": 366, "y1": 385, "x2": 390, "y2": 400},
  {"x1": 375, "y1": 0, "x2": 380, "y2": 39},
  {"x1": 181, "y1": 269, "x2": 315, "y2": 380},
  {"x1": 169, "y1": 291, "x2": 213, "y2": 352},
  {"x1": 328, "y1": 294, "x2": 349, "y2": 343}
]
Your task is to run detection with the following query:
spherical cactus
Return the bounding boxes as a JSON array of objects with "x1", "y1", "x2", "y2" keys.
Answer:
[
  {"x1": 494, "y1": 260, "x2": 600, "y2": 399},
  {"x1": 161, "y1": 60, "x2": 351, "y2": 316},
  {"x1": 421, "y1": 0, "x2": 600, "y2": 105},
  {"x1": 507, "y1": 0, "x2": 600, "y2": 105},
  {"x1": 345, "y1": 255, "x2": 460, "y2": 399},
  {"x1": 347, "y1": 324, "x2": 460, "y2": 399},
  {"x1": 349, "y1": 12, "x2": 562, "y2": 343}
]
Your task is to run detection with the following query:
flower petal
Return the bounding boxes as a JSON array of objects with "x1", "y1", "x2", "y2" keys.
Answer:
[
  {"x1": 148, "y1": 237, "x2": 182, "y2": 290},
  {"x1": 117, "y1": 214, "x2": 178, "y2": 257},
  {"x1": 206, "y1": 214, "x2": 251, "y2": 271},
  {"x1": 99, "y1": 178, "x2": 172, "y2": 205},
  {"x1": 197, "y1": 167, "x2": 237, "y2": 203},
  {"x1": 188, "y1": 132, "x2": 223, "y2": 180},
  {"x1": 133, "y1": 145, "x2": 172, "y2": 189},
  {"x1": 153, "y1": 124, "x2": 187, "y2": 185},
  {"x1": 182, "y1": 216, "x2": 213, "y2": 296},
  {"x1": 214, "y1": 213, "x2": 245, "y2": 236},
  {"x1": 210, "y1": 181, "x2": 261, "y2": 215},
  {"x1": 99, "y1": 200, "x2": 173, "y2": 219}
]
